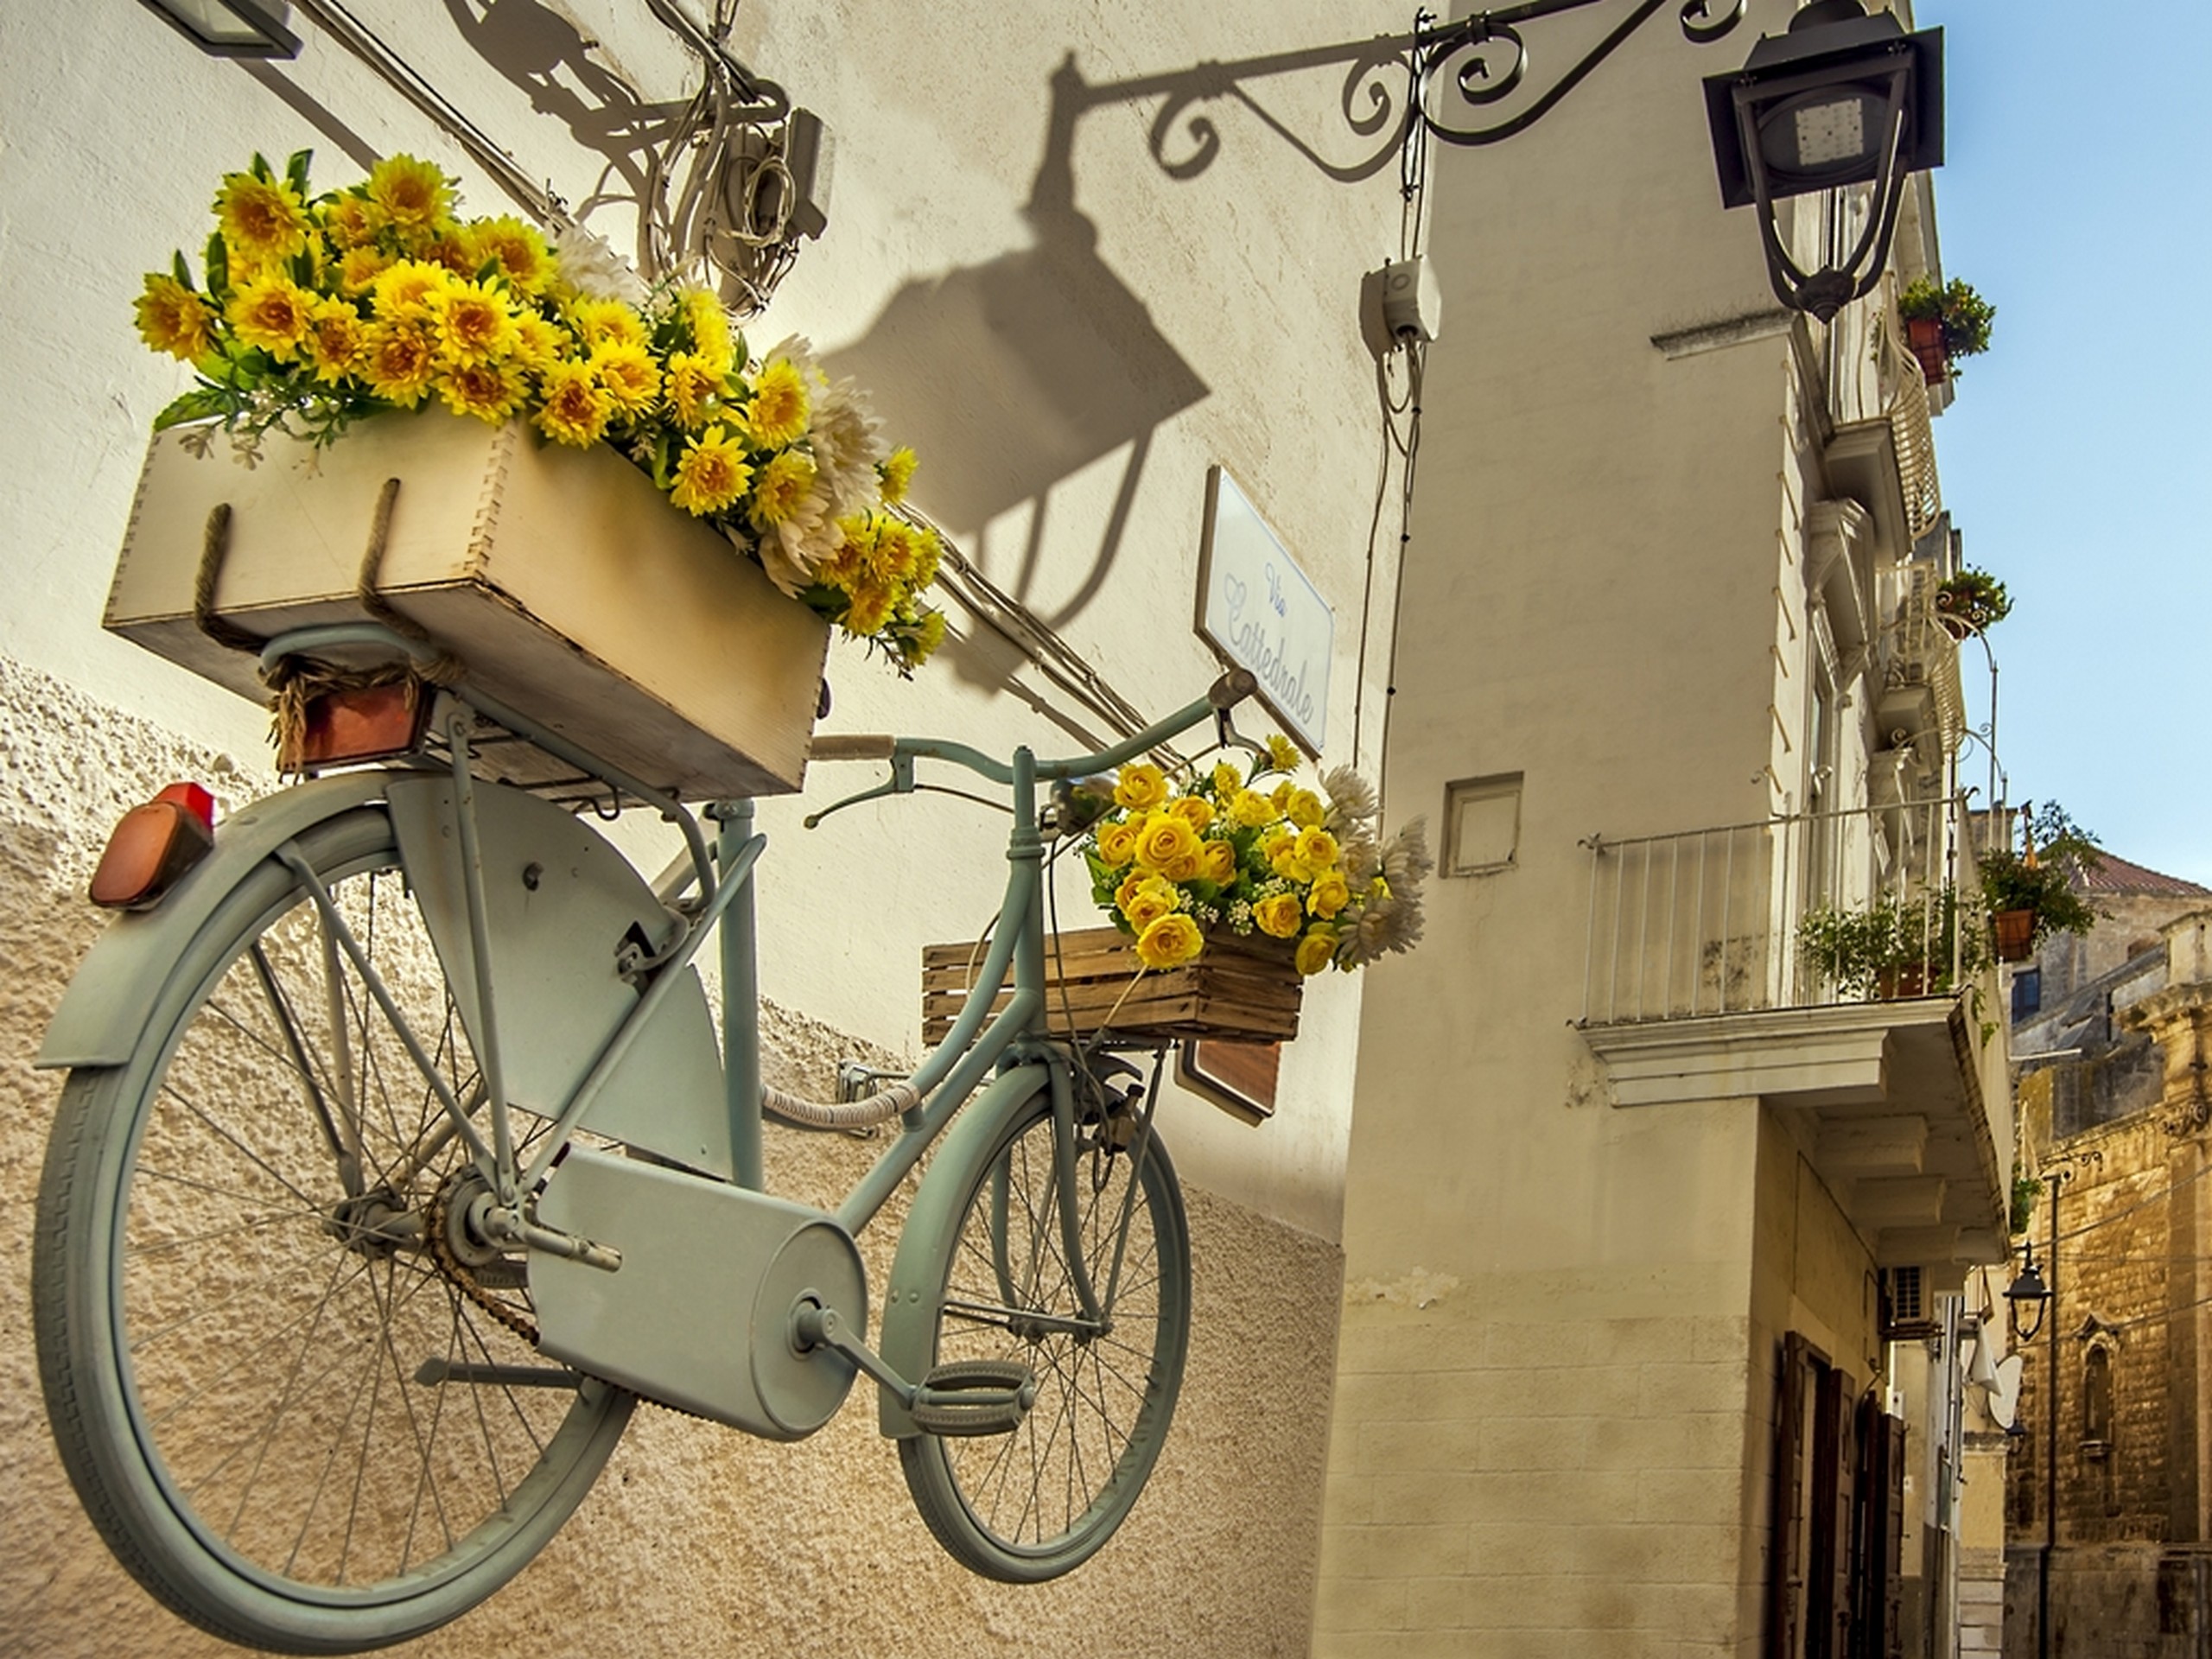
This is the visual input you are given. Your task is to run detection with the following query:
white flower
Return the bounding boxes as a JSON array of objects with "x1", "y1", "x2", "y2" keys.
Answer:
[
  {"x1": 553, "y1": 223, "x2": 647, "y2": 305},
  {"x1": 807, "y1": 375, "x2": 887, "y2": 516},
  {"x1": 758, "y1": 479, "x2": 834, "y2": 596},
  {"x1": 1380, "y1": 819, "x2": 1434, "y2": 889},
  {"x1": 1321, "y1": 766, "x2": 1380, "y2": 828}
]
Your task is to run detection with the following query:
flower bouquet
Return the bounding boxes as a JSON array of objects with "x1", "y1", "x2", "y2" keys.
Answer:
[
  {"x1": 1083, "y1": 737, "x2": 1430, "y2": 975},
  {"x1": 134, "y1": 149, "x2": 944, "y2": 671}
]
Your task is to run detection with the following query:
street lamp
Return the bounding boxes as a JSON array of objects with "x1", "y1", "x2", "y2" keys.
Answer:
[
  {"x1": 137, "y1": 0, "x2": 301, "y2": 58},
  {"x1": 2005, "y1": 1240, "x2": 2051, "y2": 1342},
  {"x1": 1702, "y1": 0, "x2": 1944, "y2": 320}
]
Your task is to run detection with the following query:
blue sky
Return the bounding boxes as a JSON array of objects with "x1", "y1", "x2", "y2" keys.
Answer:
[{"x1": 1915, "y1": 0, "x2": 2212, "y2": 886}]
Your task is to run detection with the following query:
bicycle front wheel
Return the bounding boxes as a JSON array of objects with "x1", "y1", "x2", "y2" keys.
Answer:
[
  {"x1": 33, "y1": 805, "x2": 631, "y2": 1655},
  {"x1": 898, "y1": 1088, "x2": 1191, "y2": 1581}
]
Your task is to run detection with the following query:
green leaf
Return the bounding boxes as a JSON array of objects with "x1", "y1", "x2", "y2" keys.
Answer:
[
  {"x1": 291, "y1": 251, "x2": 315, "y2": 286},
  {"x1": 153, "y1": 388, "x2": 229, "y2": 430},
  {"x1": 172, "y1": 251, "x2": 194, "y2": 290},
  {"x1": 285, "y1": 149, "x2": 313, "y2": 197},
  {"x1": 204, "y1": 232, "x2": 229, "y2": 297},
  {"x1": 250, "y1": 150, "x2": 272, "y2": 182}
]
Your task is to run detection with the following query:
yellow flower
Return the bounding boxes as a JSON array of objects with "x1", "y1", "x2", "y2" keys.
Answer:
[
  {"x1": 361, "y1": 318, "x2": 437, "y2": 404},
  {"x1": 1171, "y1": 796, "x2": 1215, "y2": 833},
  {"x1": 468, "y1": 216, "x2": 553, "y2": 295},
  {"x1": 365, "y1": 155, "x2": 452, "y2": 235},
  {"x1": 418, "y1": 229, "x2": 476, "y2": 275},
  {"x1": 750, "y1": 450, "x2": 817, "y2": 531},
  {"x1": 880, "y1": 445, "x2": 918, "y2": 505},
  {"x1": 134, "y1": 274, "x2": 216, "y2": 361},
  {"x1": 844, "y1": 580, "x2": 895, "y2": 637},
  {"x1": 1271, "y1": 781, "x2": 1295, "y2": 812},
  {"x1": 426, "y1": 278, "x2": 519, "y2": 366},
  {"x1": 512, "y1": 312, "x2": 569, "y2": 374},
  {"x1": 743, "y1": 357, "x2": 810, "y2": 448},
  {"x1": 227, "y1": 274, "x2": 315, "y2": 359},
  {"x1": 1265, "y1": 734, "x2": 1300, "y2": 772},
  {"x1": 533, "y1": 360, "x2": 613, "y2": 447},
  {"x1": 435, "y1": 359, "x2": 529, "y2": 423},
  {"x1": 369, "y1": 260, "x2": 451, "y2": 319},
  {"x1": 570, "y1": 296, "x2": 646, "y2": 352},
  {"x1": 335, "y1": 245, "x2": 392, "y2": 295},
  {"x1": 1118, "y1": 874, "x2": 1180, "y2": 933},
  {"x1": 1294, "y1": 928, "x2": 1338, "y2": 976},
  {"x1": 1294, "y1": 825, "x2": 1341, "y2": 870},
  {"x1": 664, "y1": 351, "x2": 728, "y2": 429},
  {"x1": 1253, "y1": 893, "x2": 1305, "y2": 939},
  {"x1": 320, "y1": 194, "x2": 379, "y2": 250},
  {"x1": 910, "y1": 608, "x2": 948, "y2": 661},
  {"x1": 1096, "y1": 821, "x2": 1141, "y2": 868},
  {"x1": 869, "y1": 518, "x2": 918, "y2": 581},
  {"x1": 680, "y1": 289, "x2": 733, "y2": 368},
  {"x1": 1211, "y1": 761, "x2": 1243, "y2": 798},
  {"x1": 1115, "y1": 764, "x2": 1169, "y2": 811},
  {"x1": 1135, "y1": 815, "x2": 1201, "y2": 874},
  {"x1": 1308, "y1": 871, "x2": 1351, "y2": 918},
  {"x1": 1136, "y1": 914, "x2": 1205, "y2": 971},
  {"x1": 671, "y1": 424, "x2": 753, "y2": 516},
  {"x1": 1287, "y1": 789, "x2": 1325, "y2": 830},
  {"x1": 302, "y1": 297, "x2": 368, "y2": 385},
  {"x1": 910, "y1": 527, "x2": 942, "y2": 589},
  {"x1": 1230, "y1": 790, "x2": 1276, "y2": 829},
  {"x1": 1198, "y1": 840, "x2": 1237, "y2": 884},
  {"x1": 214, "y1": 170, "x2": 310, "y2": 265},
  {"x1": 590, "y1": 342, "x2": 660, "y2": 418},
  {"x1": 1271, "y1": 848, "x2": 1315, "y2": 885}
]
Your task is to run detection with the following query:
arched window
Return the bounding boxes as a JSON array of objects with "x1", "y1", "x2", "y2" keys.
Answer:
[{"x1": 2082, "y1": 1344, "x2": 2114, "y2": 1453}]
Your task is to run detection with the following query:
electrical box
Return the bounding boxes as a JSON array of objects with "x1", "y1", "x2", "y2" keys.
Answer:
[{"x1": 1360, "y1": 257, "x2": 1441, "y2": 358}]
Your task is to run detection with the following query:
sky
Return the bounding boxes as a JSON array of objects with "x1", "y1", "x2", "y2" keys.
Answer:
[{"x1": 1913, "y1": 0, "x2": 2212, "y2": 887}]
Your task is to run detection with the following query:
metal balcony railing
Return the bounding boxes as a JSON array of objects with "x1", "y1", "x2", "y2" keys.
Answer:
[
  {"x1": 1831, "y1": 274, "x2": 1942, "y2": 543},
  {"x1": 1580, "y1": 795, "x2": 1986, "y2": 1026}
]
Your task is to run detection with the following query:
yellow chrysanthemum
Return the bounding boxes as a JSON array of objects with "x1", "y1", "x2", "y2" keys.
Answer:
[
  {"x1": 844, "y1": 580, "x2": 894, "y2": 638},
  {"x1": 302, "y1": 296, "x2": 368, "y2": 385},
  {"x1": 320, "y1": 194, "x2": 380, "y2": 250},
  {"x1": 227, "y1": 274, "x2": 315, "y2": 359},
  {"x1": 512, "y1": 313, "x2": 569, "y2": 375},
  {"x1": 909, "y1": 527, "x2": 942, "y2": 590},
  {"x1": 1294, "y1": 928, "x2": 1338, "y2": 976},
  {"x1": 571, "y1": 297, "x2": 647, "y2": 352},
  {"x1": 1136, "y1": 913, "x2": 1205, "y2": 971},
  {"x1": 1253, "y1": 893, "x2": 1305, "y2": 939},
  {"x1": 1119, "y1": 874, "x2": 1180, "y2": 934},
  {"x1": 467, "y1": 216, "x2": 554, "y2": 295},
  {"x1": 134, "y1": 274, "x2": 216, "y2": 362},
  {"x1": 365, "y1": 155, "x2": 452, "y2": 235},
  {"x1": 214, "y1": 170, "x2": 310, "y2": 265},
  {"x1": 1211, "y1": 761, "x2": 1243, "y2": 798},
  {"x1": 590, "y1": 342, "x2": 660, "y2": 418},
  {"x1": 1116, "y1": 763, "x2": 1169, "y2": 811},
  {"x1": 743, "y1": 357, "x2": 810, "y2": 448},
  {"x1": 880, "y1": 445, "x2": 918, "y2": 506},
  {"x1": 869, "y1": 518, "x2": 918, "y2": 581},
  {"x1": 680, "y1": 289, "x2": 733, "y2": 369},
  {"x1": 664, "y1": 351, "x2": 728, "y2": 430},
  {"x1": 369, "y1": 259, "x2": 451, "y2": 319},
  {"x1": 1264, "y1": 734, "x2": 1300, "y2": 772},
  {"x1": 426, "y1": 278, "x2": 519, "y2": 366},
  {"x1": 360, "y1": 319, "x2": 437, "y2": 404},
  {"x1": 671, "y1": 425, "x2": 753, "y2": 517},
  {"x1": 748, "y1": 450, "x2": 817, "y2": 530},
  {"x1": 1135, "y1": 816, "x2": 1201, "y2": 875},
  {"x1": 435, "y1": 359, "x2": 529, "y2": 424},
  {"x1": 335, "y1": 245, "x2": 392, "y2": 295},
  {"x1": 907, "y1": 608, "x2": 948, "y2": 663},
  {"x1": 533, "y1": 360, "x2": 613, "y2": 448},
  {"x1": 419, "y1": 230, "x2": 476, "y2": 275}
]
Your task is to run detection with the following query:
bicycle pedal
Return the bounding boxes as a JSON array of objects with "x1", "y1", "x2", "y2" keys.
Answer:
[{"x1": 912, "y1": 1359, "x2": 1038, "y2": 1437}]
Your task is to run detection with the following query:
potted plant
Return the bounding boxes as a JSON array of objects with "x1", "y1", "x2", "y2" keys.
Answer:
[
  {"x1": 1798, "y1": 887, "x2": 1989, "y2": 1001},
  {"x1": 1980, "y1": 803, "x2": 2102, "y2": 963},
  {"x1": 1935, "y1": 567, "x2": 2011, "y2": 639},
  {"x1": 1897, "y1": 276, "x2": 1996, "y2": 385}
]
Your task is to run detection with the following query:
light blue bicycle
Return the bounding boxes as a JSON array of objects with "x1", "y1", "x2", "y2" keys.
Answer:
[{"x1": 34, "y1": 619, "x2": 1260, "y2": 1653}]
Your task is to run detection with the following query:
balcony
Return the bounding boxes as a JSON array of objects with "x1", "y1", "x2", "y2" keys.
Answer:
[
  {"x1": 1827, "y1": 275, "x2": 1944, "y2": 563},
  {"x1": 1577, "y1": 797, "x2": 2013, "y2": 1281}
]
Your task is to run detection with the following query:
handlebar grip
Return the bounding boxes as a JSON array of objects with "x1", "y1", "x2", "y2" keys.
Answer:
[
  {"x1": 810, "y1": 734, "x2": 898, "y2": 762},
  {"x1": 1208, "y1": 668, "x2": 1260, "y2": 710}
]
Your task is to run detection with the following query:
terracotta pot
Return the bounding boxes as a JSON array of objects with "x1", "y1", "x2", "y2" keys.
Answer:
[
  {"x1": 1993, "y1": 908, "x2": 2037, "y2": 963},
  {"x1": 1904, "y1": 315, "x2": 1948, "y2": 385},
  {"x1": 1876, "y1": 963, "x2": 1935, "y2": 999}
]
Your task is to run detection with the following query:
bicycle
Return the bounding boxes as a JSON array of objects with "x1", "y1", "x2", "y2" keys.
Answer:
[{"x1": 32, "y1": 616, "x2": 1262, "y2": 1654}]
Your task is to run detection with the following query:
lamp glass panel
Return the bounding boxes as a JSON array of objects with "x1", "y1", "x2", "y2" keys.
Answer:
[{"x1": 1757, "y1": 88, "x2": 1887, "y2": 185}]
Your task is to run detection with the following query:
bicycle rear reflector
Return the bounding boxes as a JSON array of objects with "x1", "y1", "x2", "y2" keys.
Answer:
[
  {"x1": 281, "y1": 680, "x2": 433, "y2": 771},
  {"x1": 89, "y1": 782, "x2": 216, "y2": 910}
]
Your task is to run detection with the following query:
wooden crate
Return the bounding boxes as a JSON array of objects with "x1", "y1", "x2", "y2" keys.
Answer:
[
  {"x1": 105, "y1": 412, "x2": 831, "y2": 799},
  {"x1": 922, "y1": 926, "x2": 1301, "y2": 1046}
]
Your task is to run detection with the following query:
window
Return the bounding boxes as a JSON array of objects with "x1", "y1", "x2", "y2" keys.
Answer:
[
  {"x1": 2012, "y1": 967, "x2": 2042, "y2": 1021},
  {"x1": 1444, "y1": 772, "x2": 1522, "y2": 876}
]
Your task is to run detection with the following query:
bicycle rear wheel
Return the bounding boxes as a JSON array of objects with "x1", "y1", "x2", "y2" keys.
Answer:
[
  {"x1": 898, "y1": 1086, "x2": 1190, "y2": 1581},
  {"x1": 33, "y1": 805, "x2": 631, "y2": 1655}
]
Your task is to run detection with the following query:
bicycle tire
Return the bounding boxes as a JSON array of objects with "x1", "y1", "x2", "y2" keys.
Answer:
[
  {"x1": 33, "y1": 804, "x2": 632, "y2": 1654},
  {"x1": 897, "y1": 1087, "x2": 1190, "y2": 1581}
]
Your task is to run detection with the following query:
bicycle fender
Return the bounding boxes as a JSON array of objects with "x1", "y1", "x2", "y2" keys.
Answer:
[
  {"x1": 875, "y1": 1061, "x2": 1051, "y2": 1439},
  {"x1": 39, "y1": 772, "x2": 397, "y2": 1069}
]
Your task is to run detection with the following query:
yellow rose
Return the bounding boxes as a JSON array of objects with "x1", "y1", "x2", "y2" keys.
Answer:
[
  {"x1": 1096, "y1": 821, "x2": 1141, "y2": 868},
  {"x1": 1135, "y1": 815, "x2": 1201, "y2": 874},
  {"x1": 1135, "y1": 913, "x2": 1205, "y2": 970},
  {"x1": 1271, "y1": 781, "x2": 1294, "y2": 812},
  {"x1": 1120, "y1": 875, "x2": 1180, "y2": 932},
  {"x1": 1199, "y1": 840, "x2": 1237, "y2": 884},
  {"x1": 1308, "y1": 871, "x2": 1351, "y2": 918},
  {"x1": 1116, "y1": 763, "x2": 1169, "y2": 810},
  {"x1": 1272, "y1": 850, "x2": 1315, "y2": 884},
  {"x1": 1163, "y1": 852, "x2": 1202, "y2": 882},
  {"x1": 1294, "y1": 928, "x2": 1338, "y2": 976},
  {"x1": 1295, "y1": 826, "x2": 1341, "y2": 870},
  {"x1": 1172, "y1": 795, "x2": 1216, "y2": 832},
  {"x1": 1287, "y1": 789, "x2": 1325, "y2": 830},
  {"x1": 1230, "y1": 790, "x2": 1276, "y2": 829},
  {"x1": 1254, "y1": 893, "x2": 1305, "y2": 938}
]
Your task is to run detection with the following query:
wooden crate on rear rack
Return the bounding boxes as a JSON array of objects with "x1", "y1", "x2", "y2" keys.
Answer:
[{"x1": 921, "y1": 926, "x2": 1302, "y2": 1046}]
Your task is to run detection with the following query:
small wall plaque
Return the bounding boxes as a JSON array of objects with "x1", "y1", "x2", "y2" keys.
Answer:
[{"x1": 1196, "y1": 467, "x2": 1333, "y2": 756}]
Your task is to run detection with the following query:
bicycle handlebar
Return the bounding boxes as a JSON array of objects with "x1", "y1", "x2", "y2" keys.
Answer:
[{"x1": 807, "y1": 668, "x2": 1258, "y2": 785}]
